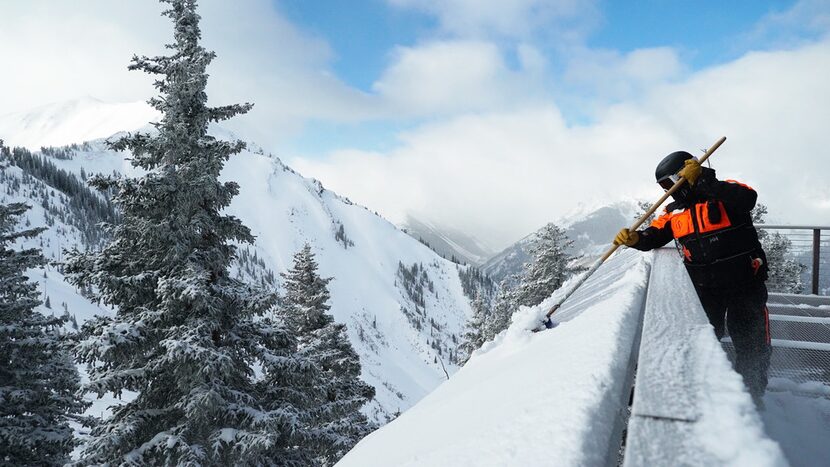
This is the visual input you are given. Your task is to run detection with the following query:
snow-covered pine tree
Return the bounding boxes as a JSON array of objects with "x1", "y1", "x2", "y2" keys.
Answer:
[
  {"x1": 515, "y1": 223, "x2": 581, "y2": 307},
  {"x1": 482, "y1": 280, "x2": 518, "y2": 341},
  {"x1": 634, "y1": 200, "x2": 657, "y2": 226},
  {"x1": 751, "y1": 204, "x2": 806, "y2": 293},
  {"x1": 63, "y1": 1, "x2": 300, "y2": 464},
  {"x1": 271, "y1": 244, "x2": 375, "y2": 465},
  {"x1": 764, "y1": 233, "x2": 806, "y2": 293},
  {"x1": 459, "y1": 293, "x2": 488, "y2": 364},
  {"x1": 280, "y1": 245, "x2": 335, "y2": 337},
  {"x1": 0, "y1": 202, "x2": 88, "y2": 466}
]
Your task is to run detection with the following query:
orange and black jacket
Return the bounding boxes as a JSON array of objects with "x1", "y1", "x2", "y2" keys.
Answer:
[{"x1": 631, "y1": 168, "x2": 768, "y2": 288}]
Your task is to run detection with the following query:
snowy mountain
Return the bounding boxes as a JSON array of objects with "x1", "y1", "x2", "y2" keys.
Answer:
[
  {"x1": 481, "y1": 201, "x2": 640, "y2": 284},
  {"x1": 0, "y1": 99, "x2": 473, "y2": 423},
  {"x1": 0, "y1": 97, "x2": 160, "y2": 150},
  {"x1": 561, "y1": 201, "x2": 640, "y2": 254},
  {"x1": 401, "y1": 216, "x2": 498, "y2": 266},
  {"x1": 479, "y1": 231, "x2": 534, "y2": 284}
]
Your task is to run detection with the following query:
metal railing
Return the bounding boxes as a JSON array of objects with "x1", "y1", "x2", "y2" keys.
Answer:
[
  {"x1": 623, "y1": 249, "x2": 786, "y2": 466},
  {"x1": 757, "y1": 225, "x2": 830, "y2": 295}
]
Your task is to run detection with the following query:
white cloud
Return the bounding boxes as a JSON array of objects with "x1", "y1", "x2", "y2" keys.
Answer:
[
  {"x1": 0, "y1": 0, "x2": 378, "y2": 149},
  {"x1": 561, "y1": 46, "x2": 686, "y2": 110},
  {"x1": 4, "y1": 0, "x2": 828, "y2": 250},
  {"x1": 0, "y1": 2, "x2": 165, "y2": 112},
  {"x1": 373, "y1": 40, "x2": 547, "y2": 116},
  {"x1": 0, "y1": 1, "x2": 568, "y2": 149},
  {"x1": 744, "y1": 0, "x2": 830, "y2": 48},
  {"x1": 387, "y1": 0, "x2": 599, "y2": 41},
  {"x1": 294, "y1": 38, "x2": 830, "y2": 249}
]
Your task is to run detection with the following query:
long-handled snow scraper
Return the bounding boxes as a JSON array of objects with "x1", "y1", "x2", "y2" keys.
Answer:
[{"x1": 539, "y1": 136, "x2": 727, "y2": 330}]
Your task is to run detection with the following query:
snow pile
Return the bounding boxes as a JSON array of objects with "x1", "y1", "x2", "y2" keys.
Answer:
[
  {"x1": 337, "y1": 250, "x2": 651, "y2": 466},
  {"x1": 691, "y1": 328, "x2": 786, "y2": 466}
]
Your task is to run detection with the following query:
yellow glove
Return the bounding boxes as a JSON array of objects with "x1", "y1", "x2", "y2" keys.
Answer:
[
  {"x1": 677, "y1": 158, "x2": 702, "y2": 185},
  {"x1": 613, "y1": 228, "x2": 639, "y2": 247}
]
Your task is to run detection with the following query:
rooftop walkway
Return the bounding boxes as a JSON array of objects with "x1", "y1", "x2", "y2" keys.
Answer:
[{"x1": 740, "y1": 292, "x2": 830, "y2": 466}]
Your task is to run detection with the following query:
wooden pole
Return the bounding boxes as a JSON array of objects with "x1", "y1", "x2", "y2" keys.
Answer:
[{"x1": 543, "y1": 136, "x2": 727, "y2": 322}]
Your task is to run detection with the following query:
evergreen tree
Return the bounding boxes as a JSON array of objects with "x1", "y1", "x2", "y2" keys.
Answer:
[
  {"x1": 764, "y1": 233, "x2": 806, "y2": 293},
  {"x1": 750, "y1": 203, "x2": 768, "y2": 224},
  {"x1": 752, "y1": 204, "x2": 806, "y2": 293},
  {"x1": 459, "y1": 293, "x2": 488, "y2": 364},
  {"x1": 634, "y1": 200, "x2": 657, "y2": 226},
  {"x1": 515, "y1": 223, "x2": 581, "y2": 307},
  {"x1": 270, "y1": 244, "x2": 375, "y2": 466},
  {"x1": 64, "y1": 1, "x2": 299, "y2": 464},
  {"x1": 281, "y1": 245, "x2": 335, "y2": 337},
  {"x1": 0, "y1": 203, "x2": 88, "y2": 466},
  {"x1": 483, "y1": 281, "x2": 518, "y2": 341}
]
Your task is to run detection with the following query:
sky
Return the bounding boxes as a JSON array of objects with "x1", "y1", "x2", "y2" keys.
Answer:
[{"x1": 1, "y1": 0, "x2": 829, "y2": 249}]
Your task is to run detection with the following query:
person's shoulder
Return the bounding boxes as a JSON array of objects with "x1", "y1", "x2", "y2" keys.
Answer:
[{"x1": 724, "y1": 179, "x2": 755, "y2": 190}]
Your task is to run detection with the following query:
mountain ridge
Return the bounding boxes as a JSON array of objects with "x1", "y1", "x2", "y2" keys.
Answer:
[
  {"x1": 481, "y1": 200, "x2": 641, "y2": 284},
  {"x1": 400, "y1": 216, "x2": 498, "y2": 266}
]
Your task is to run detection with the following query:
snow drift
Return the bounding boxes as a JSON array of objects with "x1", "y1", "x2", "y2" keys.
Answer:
[
  {"x1": 338, "y1": 250, "x2": 651, "y2": 466},
  {"x1": 339, "y1": 248, "x2": 788, "y2": 467}
]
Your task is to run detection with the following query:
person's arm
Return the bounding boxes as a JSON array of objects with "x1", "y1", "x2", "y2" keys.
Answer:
[
  {"x1": 614, "y1": 212, "x2": 674, "y2": 251},
  {"x1": 631, "y1": 219, "x2": 674, "y2": 251}
]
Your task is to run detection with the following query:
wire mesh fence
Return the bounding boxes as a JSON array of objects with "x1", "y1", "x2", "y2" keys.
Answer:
[
  {"x1": 764, "y1": 304, "x2": 830, "y2": 318},
  {"x1": 722, "y1": 293, "x2": 830, "y2": 395},
  {"x1": 723, "y1": 342, "x2": 830, "y2": 386},
  {"x1": 767, "y1": 318, "x2": 830, "y2": 343},
  {"x1": 757, "y1": 225, "x2": 830, "y2": 295}
]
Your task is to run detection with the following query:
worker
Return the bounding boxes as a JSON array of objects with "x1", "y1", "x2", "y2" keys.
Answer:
[{"x1": 614, "y1": 151, "x2": 771, "y2": 408}]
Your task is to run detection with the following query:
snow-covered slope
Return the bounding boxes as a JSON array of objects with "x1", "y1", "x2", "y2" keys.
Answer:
[
  {"x1": 222, "y1": 152, "x2": 472, "y2": 420},
  {"x1": 0, "y1": 99, "x2": 473, "y2": 423},
  {"x1": 0, "y1": 156, "x2": 120, "y2": 449},
  {"x1": 0, "y1": 163, "x2": 110, "y2": 328}
]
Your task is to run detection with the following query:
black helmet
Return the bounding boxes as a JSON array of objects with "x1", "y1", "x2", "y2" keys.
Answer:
[{"x1": 655, "y1": 151, "x2": 694, "y2": 191}]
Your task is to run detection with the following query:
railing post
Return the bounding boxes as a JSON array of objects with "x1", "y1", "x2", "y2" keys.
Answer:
[{"x1": 813, "y1": 229, "x2": 821, "y2": 295}]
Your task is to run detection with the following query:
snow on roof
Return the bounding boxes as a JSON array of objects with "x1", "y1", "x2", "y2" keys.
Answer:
[
  {"x1": 625, "y1": 250, "x2": 786, "y2": 466},
  {"x1": 338, "y1": 247, "x2": 791, "y2": 466},
  {"x1": 337, "y1": 250, "x2": 652, "y2": 466}
]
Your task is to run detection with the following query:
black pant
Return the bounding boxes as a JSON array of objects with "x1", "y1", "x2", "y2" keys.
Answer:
[{"x1": 695, "y1": 280, "x2": 771, "y2": 400}]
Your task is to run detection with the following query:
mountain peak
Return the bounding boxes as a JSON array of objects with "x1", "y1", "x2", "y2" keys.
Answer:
[{"x1": 0, "y1": 97, "x2": 159, "y2": 149}]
